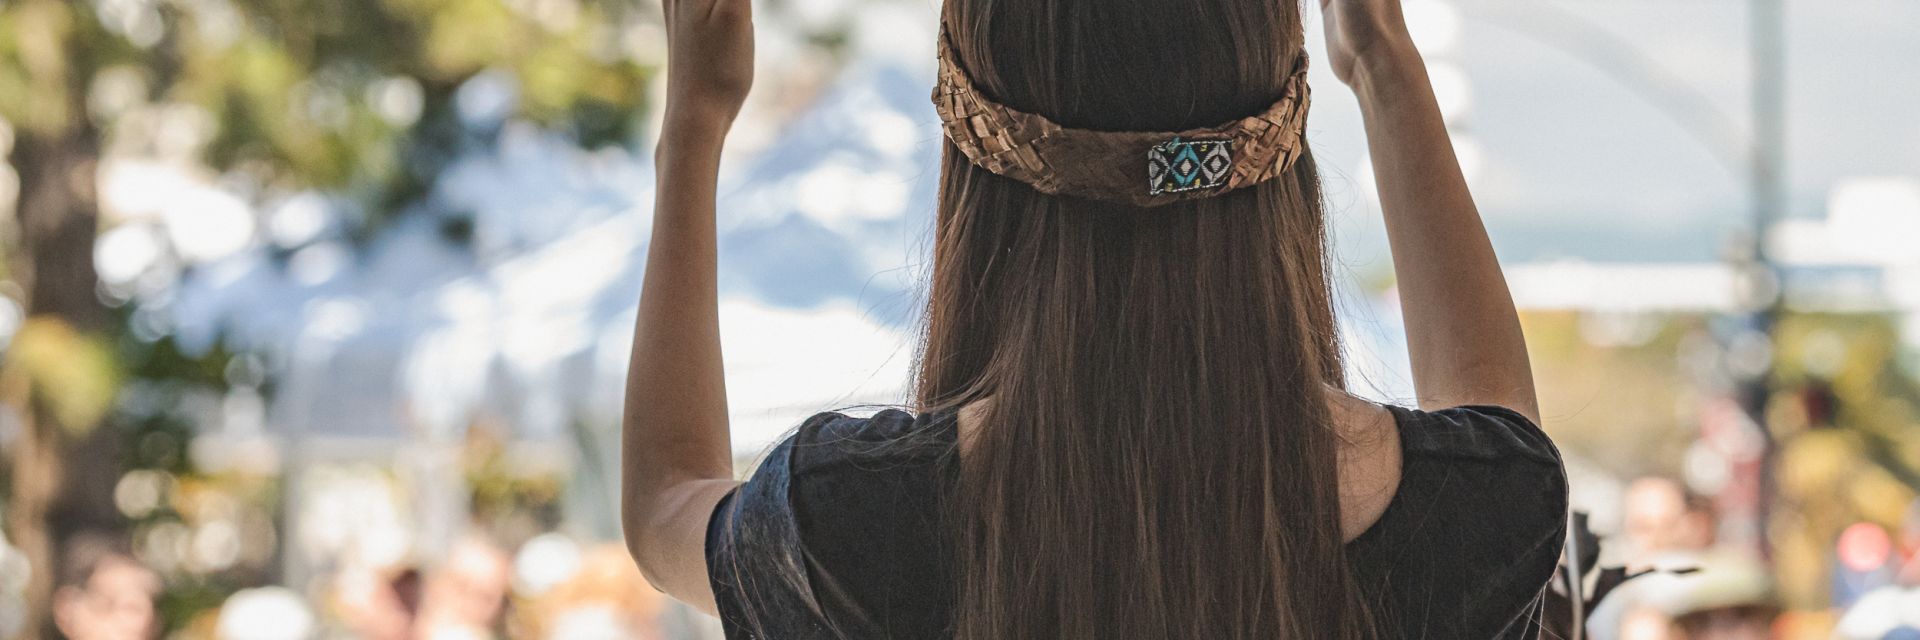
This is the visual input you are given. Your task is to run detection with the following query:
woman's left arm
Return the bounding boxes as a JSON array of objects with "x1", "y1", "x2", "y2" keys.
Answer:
[{"x1": 621, "y1": 0, "x2": 755, "y2": 614}]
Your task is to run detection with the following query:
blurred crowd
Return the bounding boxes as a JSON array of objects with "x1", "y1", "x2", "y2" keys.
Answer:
[
  {"x1": 45, "y1": 531, "x2": 701, "y2": 640},
  {"x1": 1591, "y1": 477, "x2": 1920, "y2": 640},
  {"x1": 40, "y1": 472, "x2": 1920, "y2": 639}
]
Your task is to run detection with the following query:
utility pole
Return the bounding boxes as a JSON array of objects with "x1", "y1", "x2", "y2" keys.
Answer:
[
  {"x1": 1741, "y1": 0, "x2": 1787, "y2": 563},
  {"x1": 1483, "y1": 0, "x2": 1791, "y2": 565}
]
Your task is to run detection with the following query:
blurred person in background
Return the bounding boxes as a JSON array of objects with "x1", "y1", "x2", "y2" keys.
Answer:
[
  {"x1": 1834, "y1": 511, "x2": 1920, "y2": 640},
  {"x1": 1590, "y1": 552, "x2": 1778, "y2": 640},
  {"x1": 50, "y1": 535, "x2": 159, "y2": 640},
  {"x1": 1833, "y1": 522, "x2": 1901, "y2": 609},
  {"x1": 623, "y1": 0, "x2": 1568, "y2": 637},
  {"x1": 330, "y1": 564, "x2": 424, "y2": 640},
  {"x1": 1902, "y1": 501, "x2": 1920, "y2": 584},
  {"x1": 1591, "y1": 478, "x2": 1780, "y2": 640},
  {"x1": 415, "y1": 535, "x2": 512, "y2": 640},
  {"x1": 517, "y1": 544, "x2": 670, "y2": 640},
  {"x1": 1622, "y1": 476, "x2": 1718, "y2": 570}
]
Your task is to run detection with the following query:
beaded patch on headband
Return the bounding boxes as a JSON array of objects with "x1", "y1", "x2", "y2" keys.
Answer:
[
  {"x1": 1149, "y1": 138, "x2": 1233, "y2": 195},
  {"x1": 932, "y1": 29, "x2": 1312, "y2": 208}
]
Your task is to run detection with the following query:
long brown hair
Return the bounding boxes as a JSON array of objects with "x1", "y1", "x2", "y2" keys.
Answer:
[{"x1": 913, "y1": 0, "x2": 1373, "y2": 637}]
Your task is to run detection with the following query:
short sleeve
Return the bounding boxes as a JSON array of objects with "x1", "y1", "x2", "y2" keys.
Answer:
[
  {"x1": 1350, "y1": 404, "x2": 1570, "y2": 639},
  {"x1": 705, "y1": 419, "x2": 840, "y2": 640},
  {"x1": 704, "y1": 409, "x2": 956, "y2": 640}
]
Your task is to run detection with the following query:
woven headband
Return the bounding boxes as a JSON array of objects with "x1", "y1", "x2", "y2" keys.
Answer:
[{"x1": 932, "y1": 30, "x2": 1313, "y2": 208}]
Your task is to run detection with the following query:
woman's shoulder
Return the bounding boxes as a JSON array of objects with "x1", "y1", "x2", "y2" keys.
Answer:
[
  {"x1": 706, "y1": 409, "x2": 956, "y2": 639},
  {"x1": 1386, "y1": 403, "x2": 1563, "y2": 467},
  {"x1": 787, "y1": 407, "x2": 958, "y2": 463},
  {"x1": 1350, "y1": 403, "x2": 1570, "y2": 639},
  {"x1": 1355, "y1": 403, "x2": 1568, "y2": 552}
]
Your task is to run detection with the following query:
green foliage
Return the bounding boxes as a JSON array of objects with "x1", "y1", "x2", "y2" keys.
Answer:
[
  {"x1": 0, "y1": 0, "x2": 92, "y2": 135},
  {"x1": 107, "y1": 319, "x2": 287, "y2": 632},
  {"x1": 0, "y1": 0, "x2": 661, "y2": 630},
  {"x1": 114, "y1": 329, "x2": 245, "y2": 475},
  {"x1": 6, "y1": 318, "x2": 121, "y2": 434},
  {"x1": 464, "y1": 423, "x2": 564, "y2": 546},
  {"x1": 118, "y1": 330, "x2": 241, "y2": 390},
  {"x1": 1770, "y1": 312, "x2": 1920, "y2": 486},
  {"x1": 1, "y1": 0, "x2": 656, "y2": 221}
]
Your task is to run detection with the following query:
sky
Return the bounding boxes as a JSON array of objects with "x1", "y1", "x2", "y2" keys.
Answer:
[
  {"x1": 1305, "y1": 0, "x2": 1920, "y2": 265},
  {"x1": 729, "y1": 0, "x2": 1920, "y2": 264}
]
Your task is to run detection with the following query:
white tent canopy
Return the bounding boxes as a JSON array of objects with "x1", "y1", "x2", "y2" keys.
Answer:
[{"x1": 168, "y1": 62, "x2": 943, "y2": 454}]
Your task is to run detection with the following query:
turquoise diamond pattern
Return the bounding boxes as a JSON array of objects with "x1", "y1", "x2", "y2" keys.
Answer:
[{"x1": 1148, "y1": 138, "x2": 1233, "y2": 196}]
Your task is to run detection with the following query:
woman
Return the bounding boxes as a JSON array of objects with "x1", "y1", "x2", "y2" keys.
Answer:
[{"x1": 622, "y1": 0, "x2": 1569, "y2": 636}]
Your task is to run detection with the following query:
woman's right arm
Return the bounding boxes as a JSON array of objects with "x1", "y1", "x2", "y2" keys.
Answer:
[{"x1": 1321, "y1": 0, "x2": 1540, "y2": 423}]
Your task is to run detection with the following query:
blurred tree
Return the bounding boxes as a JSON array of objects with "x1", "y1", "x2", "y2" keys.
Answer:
[
  {"x1": 0, "y1": 0, "x2": 654, "y2": 633},
  {"x1": 1768, "y1": 313, "x2": 1920, "y2": 609}
]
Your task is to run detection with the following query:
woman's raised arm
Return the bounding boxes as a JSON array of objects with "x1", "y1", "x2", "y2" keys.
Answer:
[
  {"x1": 620, "y1": 0, "x2": 755, "y2": 613},
  {"x1": 1321, "y1": 0, "x2": 1540, "y2": 423}
]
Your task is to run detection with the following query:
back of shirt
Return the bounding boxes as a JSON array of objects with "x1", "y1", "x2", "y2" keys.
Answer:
[{"x1": 705, "y1": 404, "x2": 1567, "y2": 639}]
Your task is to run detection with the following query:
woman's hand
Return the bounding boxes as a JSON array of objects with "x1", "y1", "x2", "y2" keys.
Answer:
[
  {"x1": 1317, "y1": 0, "x2": 1417, "y2": 88},
  {"x1": 663, "y1": 0, "x2": 754, "y2": 132}
]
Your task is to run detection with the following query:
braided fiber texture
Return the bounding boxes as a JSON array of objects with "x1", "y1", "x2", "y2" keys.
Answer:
[{"x1": 933, "y1": 33, "x2": 1313, "y2": 208}]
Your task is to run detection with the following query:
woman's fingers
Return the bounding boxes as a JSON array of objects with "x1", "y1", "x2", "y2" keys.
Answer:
[
  {"x1": 664, "y1": 0, "x2": 750, "y2": 26},
  {"x1": 660, "y1": 0, "x2": 755, "y2": 125}
]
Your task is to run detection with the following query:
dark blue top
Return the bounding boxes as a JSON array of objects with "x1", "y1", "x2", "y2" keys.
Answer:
[{"x1": 705, "y1": 404, "x2": 1568, "y2": 639}]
